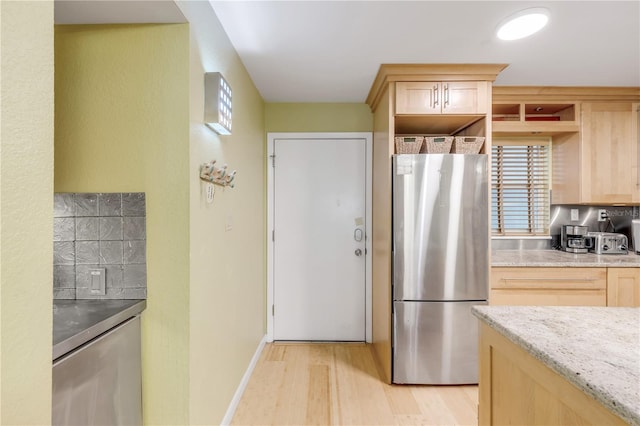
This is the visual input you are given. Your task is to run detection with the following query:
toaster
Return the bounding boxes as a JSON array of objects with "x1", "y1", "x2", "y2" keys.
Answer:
[{"x1": 587, "y1": 232, "x2": 628, "y2": 255}]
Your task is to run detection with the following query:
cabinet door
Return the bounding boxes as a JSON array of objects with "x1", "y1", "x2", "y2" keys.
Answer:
[
  {"x1": 490, "y1": 267, "x2": 607, "y2": 306},
  {"x1": 581, "y1": 102, "x2": 639, "y2": 204},
  {"x1": 442, "y1": 81, "x2": 488, "y2": 114},
  {"x1": 396, "y1": 82, "x2": 441, "y2": 114},
  {"x1": 396, "y1": 81, "x2": 488, "y2": 115},
  {"x1": 607, "y1": 268, "x2": 640, "y2": 307}
]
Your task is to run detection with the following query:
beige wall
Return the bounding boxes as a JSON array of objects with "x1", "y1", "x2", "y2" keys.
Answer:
[
  {"x1": 265, "y1": 103, "x2": 372, "y2": 133},
  {"x1": 54, "y1": 24, "x2": 191, "y2": 425},
  {"x1": 0, "y1": 1, "x2": 54, "y2": 424},
  {"x1": 175, "y1": 2, "x2": 267, "y2": 423}
]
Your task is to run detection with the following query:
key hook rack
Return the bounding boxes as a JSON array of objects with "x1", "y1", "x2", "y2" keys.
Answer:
[{"x1": 199, "y1": 160, "x2": 236, "y2": 188}]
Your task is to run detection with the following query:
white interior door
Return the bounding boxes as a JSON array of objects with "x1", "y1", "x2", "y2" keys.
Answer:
[{"x1": 272, "y1": 136, "x2": 367, "y2": 341}]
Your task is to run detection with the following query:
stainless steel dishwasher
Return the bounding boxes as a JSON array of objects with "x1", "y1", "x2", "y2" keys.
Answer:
[{"x1": 52, "y1": 315, "x2": 142, "y2": 426}]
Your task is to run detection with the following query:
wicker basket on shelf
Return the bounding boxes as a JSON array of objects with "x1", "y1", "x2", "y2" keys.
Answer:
[
  {"x1": 422, "y1": 136, "x2": 454, "y2": 154},
  {"x1": 451, "y1": 136, "x2": 485, "y2": 154},
  {"x1": 394, "y1": 136, "x2": 424, "y2": 154}
]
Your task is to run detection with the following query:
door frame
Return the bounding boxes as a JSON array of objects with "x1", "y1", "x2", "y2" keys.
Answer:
[{"x1": 266, "y1": 132, "x2": 373, "y2": 343}]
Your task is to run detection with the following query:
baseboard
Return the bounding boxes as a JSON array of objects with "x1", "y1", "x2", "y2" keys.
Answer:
[{"x1": 220, "y1": 334, "x2": 267, "y2": 426}]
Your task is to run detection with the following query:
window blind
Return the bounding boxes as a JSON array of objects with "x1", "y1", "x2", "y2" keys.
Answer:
[{"x1": 492, "y1": 139, "x2": 551, "y2": 236}]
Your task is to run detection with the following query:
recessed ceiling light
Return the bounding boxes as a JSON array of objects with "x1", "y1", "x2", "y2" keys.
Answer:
[{"x1": 496, "y1": 7, "x2": 550, "y2": 41}]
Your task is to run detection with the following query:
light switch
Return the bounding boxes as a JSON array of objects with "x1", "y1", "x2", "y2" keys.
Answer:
[
  {"x1": 90, "y1": 268, "x2": 106, "y2": 295},
  {"x1": 206, "y1": 183, "x2": 215, "y2": 203}
]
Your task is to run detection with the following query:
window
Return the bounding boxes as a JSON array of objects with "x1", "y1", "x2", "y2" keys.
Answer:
[{"x1": 492, "y1": 139, "x2": 551, "y2": 236}]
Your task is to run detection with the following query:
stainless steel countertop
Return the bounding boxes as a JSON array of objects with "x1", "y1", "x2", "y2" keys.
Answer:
[
  {"x1": 53, "y1": 299, "x2": 146, "y2": 360},
  {"x1": 472, "y1": 306, "x2": 640, "y2": 425},
  {"x1": 492, "y1": 249, "x2": 640, "y2": 267}
]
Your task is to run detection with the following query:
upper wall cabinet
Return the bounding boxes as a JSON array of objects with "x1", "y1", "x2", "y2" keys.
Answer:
[
  {"x1": 581, "y1": 102, "x2": 639, "y2": 204},
  {"x1": 554, "y1": 102, "x2": 640, "y2": 205},
  {"x1": 396, "y1": 81, "x2": 489, "y2": 115},
  {"x1": 492, "y1": 87, "x2": 640, "y2": 205}
]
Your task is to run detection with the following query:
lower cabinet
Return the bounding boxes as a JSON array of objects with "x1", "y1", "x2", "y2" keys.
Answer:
[
  {"x1": 491, "y1": 266, "x2": 640, "y2": 307},
  {"x1": 478, "y1": 323, "x2": 626, "y2": 425},
  {"x1": 490, "y1": 267, "x2": 607, "y2": 306},
  {"x1": 607, "y1": 268, "x2": 640, "y2": 307}
]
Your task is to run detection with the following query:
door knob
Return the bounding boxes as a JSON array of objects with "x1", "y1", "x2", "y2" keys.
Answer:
[{"x1": 355, "y1": 249, "x2": 363, "y2": 256}]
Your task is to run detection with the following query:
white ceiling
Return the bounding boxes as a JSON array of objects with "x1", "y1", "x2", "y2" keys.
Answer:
[
  {"x1": 209, "y1": 1, "x2": 640, "y2": 102},
  {"x1": 53, "y1": 1, "x2": 640, "y2": 103}
]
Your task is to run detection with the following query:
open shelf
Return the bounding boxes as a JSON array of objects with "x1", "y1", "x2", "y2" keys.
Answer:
[
  {"x1": 492, "y1": 102, "x2": 580, "y2": 135},
  {"x1": 395, "y1": 115, "x2": 484, "y2": 136},
  {"x1": 393, "y1": 115, "x2": 488, "y2": 154}
]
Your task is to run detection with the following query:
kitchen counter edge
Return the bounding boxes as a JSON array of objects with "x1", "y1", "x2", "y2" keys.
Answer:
[{"x1": 492, "y1": 249, "x2": 640, "y2": 267}]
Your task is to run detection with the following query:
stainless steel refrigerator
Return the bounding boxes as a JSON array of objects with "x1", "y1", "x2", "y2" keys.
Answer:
[{"x1": 392, "y1": 154, "x2": 488, "y2": 385}]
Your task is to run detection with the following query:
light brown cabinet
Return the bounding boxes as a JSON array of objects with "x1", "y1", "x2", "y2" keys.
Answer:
[
  {"x1": 553, "y1": 102, "x2": 639, "y2": 204},
  {"x1": 491, "y1": 88, "x2": 640, "y2": 204},
  {"x1": 479, "y1": 323, "x2": 626, "y2": 425},
  {"x1": 490, "y1": 267, "x2": 607, "y2": 306},
  {"x1": 607, "y1": 267, "x2": 640, "y2": 307},
  {"x1": 366, "y1": 64, "x2": 506, "y2": 384},
  {"x1": 396, "y1": 81, "x2": 488, "y2": 115}
]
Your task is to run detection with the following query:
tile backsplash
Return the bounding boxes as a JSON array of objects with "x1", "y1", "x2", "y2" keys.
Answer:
[{"x1": 54, "y1": 193, "x2": 147, "y2": 300}]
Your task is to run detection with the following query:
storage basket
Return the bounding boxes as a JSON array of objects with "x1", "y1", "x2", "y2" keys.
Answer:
[
  {"x1": 452, "y1": 136, "x2": 485, "y2": 154},
  {"x1": 422, "y1": 136, "x2": 454, "y2": 154},
  {"x1": 394, "y1": 136, "x2": 423, "y2": 154}
]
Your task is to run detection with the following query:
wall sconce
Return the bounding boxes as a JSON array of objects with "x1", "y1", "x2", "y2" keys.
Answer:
[{"x1": 204, "y1": 72, "x2": 232, "y2": 135}]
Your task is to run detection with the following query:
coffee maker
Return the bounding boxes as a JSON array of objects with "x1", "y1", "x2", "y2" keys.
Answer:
[{"x1": 560, "y1": 225, "x2": 592, "y2": 253}]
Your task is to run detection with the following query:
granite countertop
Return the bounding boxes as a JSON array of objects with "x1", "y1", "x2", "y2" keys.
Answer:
[
  {"x1": 53, "y1": 299, "x2": 146, "y2": 360},
  {"x1": 492, "y1": 249, "x2": 640, "y2": 267},
  {"x1": 472, "y1": 305, "x2": 640, "y2": 425}
]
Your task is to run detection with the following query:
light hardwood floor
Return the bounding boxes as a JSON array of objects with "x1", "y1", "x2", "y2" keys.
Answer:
[{"x1": 231, "y1": 343, "x2": 478, "y2": 426}]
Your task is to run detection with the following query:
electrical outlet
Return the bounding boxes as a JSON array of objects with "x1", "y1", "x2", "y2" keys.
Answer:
[
  {"x1": 598, "y1": 209, "x2": 608, "y2": 222},
  {"x1": 571, "y1": 209, "x2": 579, "y2": 221}
]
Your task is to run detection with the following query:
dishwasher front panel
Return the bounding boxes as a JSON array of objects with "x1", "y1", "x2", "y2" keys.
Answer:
[{"x1": 53, "y1": 315, "x2": 142, "y2": 426}]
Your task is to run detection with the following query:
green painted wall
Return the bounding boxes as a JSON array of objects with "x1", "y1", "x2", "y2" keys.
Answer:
[
  {"x1": 54, "y1": 24, "x2": 191, "y2": 425},
  {"x1": 176, "y1": 1, "x2": 267, "y2": 423},
  {"x1": 0, "y1": 1, "x2": 54, "y2": 423},
  {"x1": 265, "y1": 103, "x2": 373, "y2": 133}
]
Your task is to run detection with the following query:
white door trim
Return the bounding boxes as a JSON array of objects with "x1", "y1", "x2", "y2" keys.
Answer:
[{"x1": 266, "y1": 132, "x2": 373, "y2": 343}]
